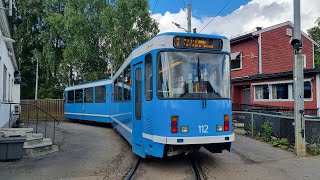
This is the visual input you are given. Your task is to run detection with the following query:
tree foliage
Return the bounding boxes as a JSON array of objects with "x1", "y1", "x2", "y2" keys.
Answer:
[
  {"x1": 13, "y1": 0, "x2": 159, "y2": 99},
  {"x1": 308, "y1": 18, "x2": 320, "y2": 67}
]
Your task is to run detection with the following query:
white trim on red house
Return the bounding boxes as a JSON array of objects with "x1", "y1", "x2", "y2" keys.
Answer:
[
  {"x1": 316, "y1": 74, "x2": 320, "y2": 116},
  {"x1": 251, "y1": 78, "x2": 312, "y2": 86},
  {"x1": 313, "y1": 44, "x2": 315, "y2": 68},
  {"x1": 258, "y1": 33, "x2": 262, "y2": 73},
  {"x1": 252, "y1": 21, "x2": 320, "y2": 47},
  {"x1": 252, "y1": 79, "x2": 314, "y2": 102}
]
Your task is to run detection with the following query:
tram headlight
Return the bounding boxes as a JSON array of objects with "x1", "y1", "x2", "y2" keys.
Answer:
[
  {"x1": 181, "y1": 126, "x2": 188, "y2": 133},
  {"x1": 216, "y1": 125, "x2": 223, "y2": 132}
]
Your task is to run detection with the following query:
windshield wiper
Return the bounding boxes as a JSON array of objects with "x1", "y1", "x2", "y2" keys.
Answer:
[
  {"x1": 197, "y1": 57, "x2": 201, "y2": 85},
  {"x1": 197, "y1": 57, "x2": 207, "y2": 108}
]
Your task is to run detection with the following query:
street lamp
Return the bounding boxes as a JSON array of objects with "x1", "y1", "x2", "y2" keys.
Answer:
[{"x1": 172, "y1": 22, "x2": 188, "y2": 32}]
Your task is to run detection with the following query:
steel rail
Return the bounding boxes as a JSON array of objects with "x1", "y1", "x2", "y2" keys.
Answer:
[{"x1": 125, "y1": 157, "x2": 142, "y2": 180}]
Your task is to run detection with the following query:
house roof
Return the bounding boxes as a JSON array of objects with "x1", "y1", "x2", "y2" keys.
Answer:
[
  {"x1": 232, "y1": 68, "x2": 320, "y2": 83},
  {"x1": 230, "y1": 21, "x2": 320, "y2": 47},
  {"x1": 0, "y1": 1, "x2": 18, "y2": 71}
]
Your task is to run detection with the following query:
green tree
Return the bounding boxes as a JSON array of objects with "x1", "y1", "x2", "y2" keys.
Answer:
[
  {"x1": 13, "y1": 0, "x2": 45, "y2": 99},
  {"x1": 308, "y1": 18, "x2": 320, "y2": 67},
  {"x1": 13, "y1": 0, "x2": 159, "y2": 99}
]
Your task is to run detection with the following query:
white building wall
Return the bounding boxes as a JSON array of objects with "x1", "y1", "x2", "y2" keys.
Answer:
[{"x1": 0, "y1": 15, "x2": 19, "y2": 128}]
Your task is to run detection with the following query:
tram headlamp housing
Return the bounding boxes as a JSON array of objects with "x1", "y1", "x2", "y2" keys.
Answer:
[
  {"x1": 216, "y1": 125, "x2": 223, "y2": 132},
  {"x1": 181, "y1": 126, "x2": 188, "y2": 133}
]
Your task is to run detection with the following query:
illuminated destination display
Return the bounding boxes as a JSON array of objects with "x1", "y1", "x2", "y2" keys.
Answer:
[{"x1": 173, "y1": 36, "x2": 223, "y2": 50}]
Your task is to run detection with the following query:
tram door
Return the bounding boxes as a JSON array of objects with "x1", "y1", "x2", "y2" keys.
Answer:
[{"x1": 133, "y1": 63, "x2": 144, "y2": 156}]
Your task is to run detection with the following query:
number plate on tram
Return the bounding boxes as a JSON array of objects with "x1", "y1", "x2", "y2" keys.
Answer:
[{"x1": 173, "y1": 36, "x2": 223, "y2": 50}]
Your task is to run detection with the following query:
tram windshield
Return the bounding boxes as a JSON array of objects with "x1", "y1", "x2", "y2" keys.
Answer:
[{"x1": 157, "y1": 51, "x2": 230, "y2": 99}]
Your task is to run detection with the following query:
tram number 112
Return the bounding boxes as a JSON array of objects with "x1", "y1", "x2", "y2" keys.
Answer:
[{"x1": 198, "y1": 125, "x2": 208, "y2": 133}]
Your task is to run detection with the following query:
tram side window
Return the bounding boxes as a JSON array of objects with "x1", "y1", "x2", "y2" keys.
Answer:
[
  {"x1": 124, "y1": 66, "x2": 131, "y2": 101},
  {"x1": 75, "y1": 89, "x2": 83, "y2": 103},
  {"x1": 84, "y1": 87, "x2": 93, "y2": 103},
  {"x1": 113, "y1": 77, "x2": 123, "y2": 102},
  {"x1": 95, "y1": 86, "x2": 106, "y2": 103},
  {"x1": 67, "y1": 90, "x2": 74, "y2": 103},
  {"x1": 145, "y1": 53, "x2": 153, "y2": 100}
]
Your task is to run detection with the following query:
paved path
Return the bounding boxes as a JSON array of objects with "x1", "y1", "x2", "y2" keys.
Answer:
[
  {"x1": 1, "y1": 121, "x2": 319, "y2": 180},
  {"x1": 0, "y1": 121, "x2": 136, "y2": 180}
]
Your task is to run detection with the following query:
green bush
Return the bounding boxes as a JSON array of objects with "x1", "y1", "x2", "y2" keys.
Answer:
[
  {"x1": 272, "y1": 138, "x2": 290, "y2": 149},
  {"x1": 262, "y1": 121, "x2": 272, "y2": 142},
  {"x1": 308, "y1": 145, "x2": 320, "y2": 155}
]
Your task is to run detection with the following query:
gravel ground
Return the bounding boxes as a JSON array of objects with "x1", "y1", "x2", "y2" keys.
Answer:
[
  {"x1": 1, "y1": 121, "x2": 320, "y2": 180},
  {"x1": 134, "y1": 136, "x2": 320, "y2": 180}
]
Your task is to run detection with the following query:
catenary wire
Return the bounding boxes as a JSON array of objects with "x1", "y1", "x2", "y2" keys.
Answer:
[{"x1": 199, "y1": 0, "x2": 232, "y2": 33}]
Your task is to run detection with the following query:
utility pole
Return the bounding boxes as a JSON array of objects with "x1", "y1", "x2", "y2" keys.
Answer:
[
  {"x1": 187, "y1": 3, "x2": 191, "y2": 33},
  {"x1": 35, "y1": 58, "x2": 39, "y2": 100},
  {"x1": 291, "y1": 0, "x2": 306, "y2": 156}
]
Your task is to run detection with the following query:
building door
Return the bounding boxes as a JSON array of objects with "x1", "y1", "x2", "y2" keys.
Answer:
[
  {"x1": 244, "y1": 88, "x2": 251, "y2": 110},
  {"x1": 132, "y1": 63, "x2": 144, "y2": 156}
]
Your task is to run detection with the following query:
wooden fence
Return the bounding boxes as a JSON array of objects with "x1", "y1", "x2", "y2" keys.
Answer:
[{"x1": 20, "y1": 99, "x2": 65, "y2": 120}]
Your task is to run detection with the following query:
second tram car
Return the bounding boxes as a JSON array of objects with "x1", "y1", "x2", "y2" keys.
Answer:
[{"x1": 64, "y1": 32, "x2": 234, "y2": 158}]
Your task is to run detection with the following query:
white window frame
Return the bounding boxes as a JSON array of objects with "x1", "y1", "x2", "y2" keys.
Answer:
[
  {"x1": 231, "y1": 52, "x2": 242, "y2": 71},
  {"x1": 253, "y1": 79, "x2": 313, "y2": 102},
  {"x1": 8, "y1": 73, "x2": 11, "y2": 102},
  {"x1": 3, "y1": 64, "x2": 7, "y2": 101}
]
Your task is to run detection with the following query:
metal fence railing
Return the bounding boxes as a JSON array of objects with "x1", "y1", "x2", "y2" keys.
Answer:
[
  {"x1": 2, "y1": 102, "x2": 60, "y2": 144},
  {"x1": 233, "y1": 111, "x2": 320, "y2": 146},
  {"x1": 20, "y1": 99, "x2": 65, "y2": 120},
  {"x1": 232, "y1": 103, "x2": 319, "y2": 116}
]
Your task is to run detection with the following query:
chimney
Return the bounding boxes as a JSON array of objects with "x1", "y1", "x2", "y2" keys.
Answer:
[{"x1": 256, "y1": 27, "x2": 263, "y2": 31}]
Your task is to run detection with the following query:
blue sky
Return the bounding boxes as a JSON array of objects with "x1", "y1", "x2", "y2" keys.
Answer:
[
  {"x1": 149, "y1": 0, "x2": 251, "y2": 19},
  {"x1": 150, "y1": 0, "x2": 319, "y2": 37}
]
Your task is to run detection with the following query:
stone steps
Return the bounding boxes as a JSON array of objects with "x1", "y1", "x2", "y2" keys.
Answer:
[
  {"x1": 24, "y1": 134, "x2": 44, "y2": 146},
  {"x1": 0, "y1": 128, "x2": 55, "y2": 157},
  {"x1": 24, "y1": 138, "x2": 53, "y2": 156}
]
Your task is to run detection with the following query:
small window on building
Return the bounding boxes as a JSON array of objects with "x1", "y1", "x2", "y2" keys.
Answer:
[
  {"x1": 8, "y1": 74, "x2": 11, "y2": 101},
  {"x1": 124, "y1": 66, "x2": 131, "y2": 101},
  {"x1": 75, "y1": 89, "x2": 83, "y2": 103},
  {"x1": 304, "y1": 82, "x2": 312, "y2": 99},
  {"x1": 11, "y1": 79, "x2": 13, "y2": 101},
  {"x1": 3, "y1": 65, "x2": 7, "y2": 101},
  {"x1": 272, "y1": 84, "x2": 289, "y2": 99},
  {"x1": 286, "y1": 28, "x2": 293, "y2": 36},
  {"x1": 230, "y1": 52, "x2": 242, "y2": 70},
  {"x1": 68, "y1": 90, "x2": 74, "y2": 103},
  {"x1": 84, "y1": 88, "x2": 93, "y2": 103},
  {"x1": 95, "y1": 86, "x2": 106, "y2": 103},
  {"x1": 255, "y1": 85, "x2": 269, "y2": 100},
  {"x1": 145, "y1": 53, "x2": 153, "y2": 101}
]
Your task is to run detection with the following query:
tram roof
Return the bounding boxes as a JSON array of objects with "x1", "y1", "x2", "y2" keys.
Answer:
[
  {"x1": 112, "y1": 32, "x2": 230, "y2": 81},
  {"x1": 65, "y1": 78, "x2": 112, "y2": 91}
]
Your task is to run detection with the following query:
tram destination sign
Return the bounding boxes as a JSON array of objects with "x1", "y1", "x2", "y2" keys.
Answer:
[{"x1": 173, "y1": 36, "x2": 223, "y2": 50}]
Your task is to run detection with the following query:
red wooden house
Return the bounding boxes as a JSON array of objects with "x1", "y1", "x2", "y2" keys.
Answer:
[{"x1": 230, "y1": 21, "x2": 320, "y2": 115}]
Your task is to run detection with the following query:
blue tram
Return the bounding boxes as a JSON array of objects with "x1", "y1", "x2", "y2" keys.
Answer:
[
  {"x1": 64, "y1": 32, "x2": 234, "y2": 158},
  {"x1": 64, "y1": 79, "x2": 112, "y2": 123}
]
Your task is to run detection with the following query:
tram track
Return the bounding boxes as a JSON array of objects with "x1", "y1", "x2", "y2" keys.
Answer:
[
  {"x1": 125, "y1": 156, "x2": 206, "y2": 180},
  {"x1": 125, "y1": 157, "x2": 142, "y2": 180},
  {"x1": 190, "y1": 156, "x2": 205, "y2": 180}
]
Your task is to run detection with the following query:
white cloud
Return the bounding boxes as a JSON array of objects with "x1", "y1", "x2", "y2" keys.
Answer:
[{"x1": 151, "y1": 0, "x2": 320, "y2": 38}]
